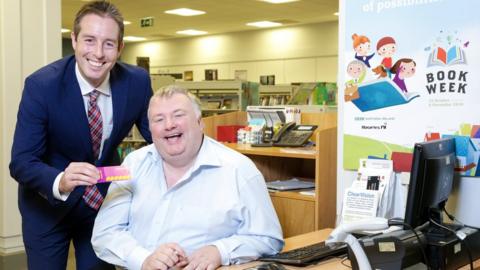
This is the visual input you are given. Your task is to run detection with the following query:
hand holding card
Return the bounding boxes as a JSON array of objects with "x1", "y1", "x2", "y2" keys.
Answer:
[{"x1": 97, "y1": 166, "x2": 131, "y2": 183}]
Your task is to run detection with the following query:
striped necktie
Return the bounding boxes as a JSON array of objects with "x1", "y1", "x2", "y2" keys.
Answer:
[{"x1": 83, "y1": 90, "x2": 104, "y2": 210}]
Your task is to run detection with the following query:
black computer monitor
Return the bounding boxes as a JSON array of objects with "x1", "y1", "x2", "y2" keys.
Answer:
[{"x1": 404, "y1": 137, "x2": 456, "y2": 231}]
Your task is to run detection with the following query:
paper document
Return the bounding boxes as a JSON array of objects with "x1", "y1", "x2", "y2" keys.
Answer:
[{"x1": 266, "y1": 178, "x2": 315, "y2": 191}]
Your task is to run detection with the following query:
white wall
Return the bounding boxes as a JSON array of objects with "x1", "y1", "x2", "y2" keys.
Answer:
[
  {"x1": 0, "y1": 0, "x2": 61, "y2": 254},
  {"x1": 121, "y1": 21, "x2": 339, "y2": 83}
]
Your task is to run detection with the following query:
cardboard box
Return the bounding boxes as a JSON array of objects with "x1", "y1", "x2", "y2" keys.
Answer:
[{"x1": 217, "y1": 125, "x2": 244, "y2": 143}]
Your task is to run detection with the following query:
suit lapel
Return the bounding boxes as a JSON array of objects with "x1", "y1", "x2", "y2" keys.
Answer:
[
  {"x1": 105, "y1": 64, "x2": 127, "y2": 153},
  {"x1": 63, "y1": 60, "x2": 93, "y2": 158}
]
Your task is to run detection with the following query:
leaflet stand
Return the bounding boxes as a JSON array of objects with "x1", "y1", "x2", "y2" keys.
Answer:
[{"x1": 339, "y1": 159, "x2": 397, "y2": 226}]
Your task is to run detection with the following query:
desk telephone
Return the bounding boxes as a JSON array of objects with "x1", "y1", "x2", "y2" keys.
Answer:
[{"x1": 257, "y1": 122, "x2": 317, "y2": 147}]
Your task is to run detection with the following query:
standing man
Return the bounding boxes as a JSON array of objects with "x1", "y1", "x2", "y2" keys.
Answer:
[
  {"x1": 92, "y1": 85, "x2": 284, "y2": 270},
  {"x1": 9, "y1": 1, "x2": 152, "y2": 269}
]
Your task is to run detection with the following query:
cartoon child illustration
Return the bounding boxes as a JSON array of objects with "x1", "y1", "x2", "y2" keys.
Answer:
[
  {"x1": 344, "y1": 60, "x2": 367, "y2": 102},
  {"x1": 345, "y1": 60, "x2": 367, "y2": 86},
  {"x1": 390, "y1": 58, "x2": 416, "y2": 93},
  {"x1": 352, "y1": 33, "x2": 375, "y2": 68},
  {"x1": 372, "y1": 36, "x2": 396, "y2": 78}
]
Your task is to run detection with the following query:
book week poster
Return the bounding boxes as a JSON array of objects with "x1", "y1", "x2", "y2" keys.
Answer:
[{"x1": 341, "y1": 0, "x2": 480, "y2": 172}]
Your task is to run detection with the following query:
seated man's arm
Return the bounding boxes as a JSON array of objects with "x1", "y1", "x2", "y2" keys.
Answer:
[
  {"x1": 193, "y1": 173, "x2": 284, "y2": 267},
  {"x1": 91, "y1": 179, "x2": 151, "y2": 270}
]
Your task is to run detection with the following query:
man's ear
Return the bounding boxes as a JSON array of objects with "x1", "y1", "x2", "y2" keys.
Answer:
[
  {"x1": 71, "y1": 32, "x2": 77, "y2": 50},
  {"x1": 198, "y1": 117, "x2": 204, "y2": 130},
  {"x1": 117, "y1": 41, "x2": 125, "y2": 58}
]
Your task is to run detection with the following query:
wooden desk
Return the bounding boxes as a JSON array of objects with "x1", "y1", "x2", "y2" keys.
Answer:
[{"x1": 220, "y1": 229, "x2": 350, "y2": 270}]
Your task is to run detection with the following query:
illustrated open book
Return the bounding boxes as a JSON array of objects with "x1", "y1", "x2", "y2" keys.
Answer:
[
  {"x1": 428, "y1": 45, "x2": 466, "y2": 66},
  {"x1": 350, "y1": 78, "x2": 420, "y2": 112}
]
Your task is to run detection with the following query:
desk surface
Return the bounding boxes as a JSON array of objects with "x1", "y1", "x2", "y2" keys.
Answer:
[
  {"x1": 220, "y1": 229, "x2": 350, "y2": 270},
  {"x1": 220, "y1": 229, "x2": 480, "y2": 270}
]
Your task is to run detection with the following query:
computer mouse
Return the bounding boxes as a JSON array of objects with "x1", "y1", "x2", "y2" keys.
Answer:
[{"x1": 253, "y1": 262, "x2": 286, "y2": 270}]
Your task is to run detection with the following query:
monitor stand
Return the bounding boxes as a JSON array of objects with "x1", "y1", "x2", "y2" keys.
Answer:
[{"x1": 424, "y1": 209, "x2": 460, "y2": 241}]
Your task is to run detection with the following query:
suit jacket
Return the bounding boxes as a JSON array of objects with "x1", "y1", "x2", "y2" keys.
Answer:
[{"x1": 9, "y1": 55, "x2": 153, "y2": 235}]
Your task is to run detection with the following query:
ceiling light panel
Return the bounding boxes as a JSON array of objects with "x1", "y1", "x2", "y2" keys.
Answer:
[
  {"x1": 165, "y1": 8, "x2": 206, "y2": 16},
  {"x1": 246, "y1": 21, "x2": 282, "y2": 28},
  {"x1": 176, "y1": 29, "x2": 208, "y2": 36},
  {"x1": 260, "y1": 0, "x2": 300, "y2": 3},
  {"x1": 124, "y1": 36, "x2": 147, "y2": 42}
]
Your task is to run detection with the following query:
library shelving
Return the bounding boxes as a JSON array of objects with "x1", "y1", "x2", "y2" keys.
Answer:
[
  {"x1": 174, "y1": 81, "x2": 259, "y2": 116},
  {"x1": 203, "y1": 111, "x2": 337, "y2": 237}
]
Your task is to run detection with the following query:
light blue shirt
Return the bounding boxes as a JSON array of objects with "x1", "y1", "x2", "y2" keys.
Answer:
[{"x1": 92, "y1": 136, "x2": 284, "y2": 270}]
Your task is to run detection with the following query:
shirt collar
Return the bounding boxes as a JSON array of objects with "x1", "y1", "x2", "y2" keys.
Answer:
[
  {"x1": 146, "y1": 136, "x2": 222, "y2": 168},
  {"x1": 75, "y1": 63, "x2": 111, "y2": 97},
  {"x1": 194, "y1": 136, "x2": 222, "y2": 168}
]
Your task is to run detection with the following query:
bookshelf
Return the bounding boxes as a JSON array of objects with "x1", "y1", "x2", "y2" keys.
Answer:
[
  {"x1": 174, "y1": 81, "x2": 259, "y2": 116},
  {"x1": 119, "y1": 126, "x2": 147, "y2": 161},
  {"x1": 258, "y1": 84, "x2": 296, "y2": 106},
  {"x1": 203, "y1": 111, "x2": 337, "y2": 237}
]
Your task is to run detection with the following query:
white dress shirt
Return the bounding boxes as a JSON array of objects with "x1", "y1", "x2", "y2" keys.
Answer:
[
  {"x1": 52, "y1": 64, "x2": 114, "y2": 200},
  {"x1": 92, "y1": 136, "x2": 284, "y2": 270}
]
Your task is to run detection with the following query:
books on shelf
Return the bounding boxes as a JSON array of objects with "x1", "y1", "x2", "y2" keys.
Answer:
[
  {"x1": 351, "y1": 78, "x2": 419, "y2": 112},
  {"x1": 266, "y1": 178, "x2": 315, "y2": 191}
]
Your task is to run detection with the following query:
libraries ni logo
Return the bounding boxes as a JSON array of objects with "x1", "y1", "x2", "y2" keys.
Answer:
[{"x1": 424, "y1": 30, "x2": 469, "y2": 95}]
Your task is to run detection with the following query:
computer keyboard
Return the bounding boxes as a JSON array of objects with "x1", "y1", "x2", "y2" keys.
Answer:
[{"x1": 259, "y1": 241, "x2": 348, "y2": 266}]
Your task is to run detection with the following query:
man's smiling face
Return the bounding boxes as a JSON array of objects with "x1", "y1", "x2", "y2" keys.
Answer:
[
  {"x1": 71, "y1": 14, "x2": 123, "y2": 87},
  {"x1": 148, "y1": 93, "x2": 204, "y2": 166}
]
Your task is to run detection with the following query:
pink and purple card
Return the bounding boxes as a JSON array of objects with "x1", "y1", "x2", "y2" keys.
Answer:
[{"x1": 97, "y1": 166, "x2": 131, "y2": 183}]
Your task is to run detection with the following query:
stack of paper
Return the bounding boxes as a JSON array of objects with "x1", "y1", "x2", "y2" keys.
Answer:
[{"x1": 266, "y1": 178, "x2": 315, "y2": 191}]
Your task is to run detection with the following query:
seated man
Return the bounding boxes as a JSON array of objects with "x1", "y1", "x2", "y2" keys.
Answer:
[{"x1": 92, "y1": 85, "x2": 284, "y2": 270}]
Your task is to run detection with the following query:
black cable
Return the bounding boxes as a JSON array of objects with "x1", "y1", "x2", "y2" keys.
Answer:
[
  {"x1": 340, "y1": 256, "x2": 352, "y2": 268},
  {"x1": 429, "y1": 218, "x2": 474, "y2": 270},
  {"x1": 443, "y1": 205, "x2": 480, "y2": 230},
  {"x1": 441, "y1": 205, "x2": 477, "y2": 270},
  {"x1": 442, "y1": 206, "x2": 456, "y2": 222},
  {"x1": 388, "y1": 218, "x2": 430, "y2": 270}
]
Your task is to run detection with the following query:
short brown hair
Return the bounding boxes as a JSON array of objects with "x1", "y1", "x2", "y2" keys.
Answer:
[
  {"x1": 150, "y1": 85, "x2": 202, "y2": 118},
  {"x1": 73, "y1": 1, "x2": 124, "y2": 44}
]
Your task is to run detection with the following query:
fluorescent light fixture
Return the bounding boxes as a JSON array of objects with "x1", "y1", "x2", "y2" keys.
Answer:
[
  {"x1": 259, "y1": 0, "x2": 300, "y2": 3},
  {"x1": 165, "y1": 8, "x2": 205, "y2": 16},
  {"x1": 124, "y1": 36, "x2": 147, "y2": 42},
  {"x1": 61, "y1": 28, "x2": 71, "y2": 33},
  {"x1": 123, "y1": 20, "x2": 132, "y2": 25},
  {"x1": 246, "y1": 21, "x2": 282, "y2": 28},
  {"x1": 176, "y1": 29, "x2": 208, "y2": 35}
]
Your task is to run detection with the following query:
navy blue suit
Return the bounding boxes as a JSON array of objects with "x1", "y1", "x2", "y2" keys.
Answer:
[{"x1": 9, "y1": 56, "x2": 152, "y2": 269}]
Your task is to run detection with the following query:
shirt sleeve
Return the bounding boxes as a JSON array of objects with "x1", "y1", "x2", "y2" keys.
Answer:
[
  {"x1": 52, "y1": 172, "x2": 71, "y2": 201},
  {"x1": 210, "y1": 172, "x2": 284, "y2": 265},
  {"x1": 91, "y1": 156, "x2": 151, "y2": 270}
]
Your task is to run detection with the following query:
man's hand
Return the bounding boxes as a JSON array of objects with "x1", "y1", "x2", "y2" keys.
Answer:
[
  {"x1": 142, "y1": 243, "x2": 187, "y2": 270},
  {"x1": 184, "y1": 245, "x2": 221, "y2": 270},
  {"x1": 59, "y1": 162, "x2": 100, "y2": 193}
]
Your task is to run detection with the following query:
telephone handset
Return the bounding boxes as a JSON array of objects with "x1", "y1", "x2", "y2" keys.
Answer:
[
  {"x1": 271, "y1": 122, "x2": 317, "y2": 147},
  {"x1": 271, "y1": 122, "x2": 296, "y2": 143}
]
